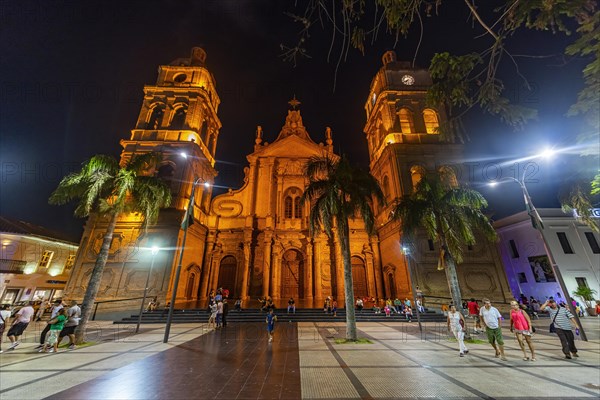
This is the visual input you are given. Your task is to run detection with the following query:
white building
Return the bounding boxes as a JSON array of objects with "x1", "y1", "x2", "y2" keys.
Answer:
[
  {"x1": 494, "y1": 209, "x2": 600, "y2": 305},
  {"x1": 0, "y1": 216, "x2": 79, "y2": 304}
]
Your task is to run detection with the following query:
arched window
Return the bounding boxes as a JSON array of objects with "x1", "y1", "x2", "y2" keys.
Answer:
[
  {"x1": 147, "y1": 106, "x2": 164, "y2": 130},
  {"x1": 382, "y1": 175, "x2": 390, "y2": 200},
  {"x1": 399, "y1": 109, "x2": 414, "y2": 134},
  {"x1": 423, "y1": 109, "x2": 439, "y2": 134},
  {"x1": 410, "y1": 165, "x2": 426, "y2": 191},
  {"x1": 438, "y1": 166, "x2": 459, "y2": 187},
  {"x1": 157, "y1": 164, "x2": 175, "y2": 182},
  {"x1": 284, "y1": 196, "x2": 293, "y2": 219},
  {"x1": 170, "y1": 106, "x2": 187, "y2": 130},
  {"x1": 283, "y1": 187, "x2": 303, "y2": 219},
  {"x1": 294, "y1": 197, "x2": 302, "y2": 219},
  {"x1": 200, "y1": 119, "x2": 209, "y2": 144}
]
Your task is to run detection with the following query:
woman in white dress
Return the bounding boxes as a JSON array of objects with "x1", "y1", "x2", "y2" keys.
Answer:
[{"x1": 447, "y1": 305, "x2": 468, "y2": 357}]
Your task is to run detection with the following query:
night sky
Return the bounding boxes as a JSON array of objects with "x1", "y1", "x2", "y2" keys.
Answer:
[{"x1": 0, "y1": 0, "x2": 594, "y2": 242}]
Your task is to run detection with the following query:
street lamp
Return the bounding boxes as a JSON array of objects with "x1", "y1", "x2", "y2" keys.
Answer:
[
  {"x1": 489, "y1": 151, "x2": 587, "y2": 341},
  {"x1": 401, "y1": 244, "x2": 422, "y2": 332},
  {"x1": 136, "y1": 245, "x2": 160, "y2": 334},
  {"x1": 163, "y1": 175, "x2": 210, "y2": 343}
]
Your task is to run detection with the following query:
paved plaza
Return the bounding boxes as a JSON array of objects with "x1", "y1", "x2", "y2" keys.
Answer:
[{"x1": 0, "y1": 318, "x2": 598, "y2": 399}]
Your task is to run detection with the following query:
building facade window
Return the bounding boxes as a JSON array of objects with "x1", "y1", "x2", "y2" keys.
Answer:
[
  {"x1": 584, "y1": 232, "x2": 600, "y2": 254},
  {"x1": 39, "y1": 250, "x2": 54, "y2": 268},
  {"x1": 422, "y1": 109, "x2": 439, "y2": 134},
  {"x1": 410, "y1": 165, "x2": 425, "y2": 191},
  {"x1": 398, "y1": 108, "x2": 414, "y2": 134},
  {"x1": 64, "y1": 254, "x2": 76, "y2": 270},
  {"x1": 294, "y1": 197, "x2": 302, "y2": 219},
  {"x1": 575, "y1": 277, "x2": 589, "y2": 288},
  {"x1": 284, "y1": 196, "x2": 293, "y2": 219},
  {"x1": 147, "y1": 106, "x2": 164, "y2": 129},
  {"x1": 284, "y1": 188, "x2": 303, "y2": 219},
  {"x1": 170, "y1": 106, "x2": 187, "y2": 129},
  {"x1": 509, "y1": 239, "x2": 520, "y2": 258},
  {"x1": 556, "y1": 232, "x2": 574, "y2": 254}
]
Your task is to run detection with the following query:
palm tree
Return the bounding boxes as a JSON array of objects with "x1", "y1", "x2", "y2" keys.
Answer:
[
  {"x1": 301, "y1": 155, "x2": 384, "y2": 341},
  {"x1": 390, "y1": 172, "x2": 496, "y2": 312},
  {"x1": 49, "y1": 153, "x2": 171, "y2": 344}
]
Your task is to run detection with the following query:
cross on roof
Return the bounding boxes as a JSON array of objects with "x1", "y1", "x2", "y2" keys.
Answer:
[{"x1": 288, "y1": 95, "x2": 301, "y2": 110}]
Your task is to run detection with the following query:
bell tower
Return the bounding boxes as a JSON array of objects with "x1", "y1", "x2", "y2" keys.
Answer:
[
  {"x1": 121, "y1": 46, "x2": 221, "y2": 212},
  {"x1": 364, "y1": 51, "x2": 511, "y2": 308},
  {"x1": 64, "y1": 48, "x2": 222, "y2": 313}
]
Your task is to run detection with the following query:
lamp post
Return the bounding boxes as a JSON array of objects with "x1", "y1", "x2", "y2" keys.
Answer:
[
  {"x1": 401, "y1": 244, "x2": 422, "y2": 332},
  {"x1": 490, "y1": 153, "x2": 587, "y2": 341},
  {"x1": 163, "y1": 175, "x2": 210, "y2": 343},
  {"x1": 136, "y1": 245, "x2": 160, "y2": 334}
]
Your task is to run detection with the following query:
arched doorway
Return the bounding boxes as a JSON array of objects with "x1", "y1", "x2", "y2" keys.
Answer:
[
  {"x1": 218, "y1": 256, "x2": 237, "y2": 297},
  {"x1": 351, "y1": 256, "x2": 367, "y2": 298},
  {"x1": 281, "y1": 249, "x2": 304, "y2": 299},
  {"x1": 185, "y1": 273, "x2": 196, "y2": 299},
  {"x1": 387, "y1": 273, "x2": 396, "y2": 299}
]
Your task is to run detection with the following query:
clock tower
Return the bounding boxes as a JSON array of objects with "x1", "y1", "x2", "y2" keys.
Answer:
[{"x1": 365, "y1": 51, "x2": 511, "y2": 306}]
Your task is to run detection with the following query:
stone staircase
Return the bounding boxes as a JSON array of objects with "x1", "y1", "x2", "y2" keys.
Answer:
[{"x1": 114, "y1": 308, "x2": 447, "y2": 324}]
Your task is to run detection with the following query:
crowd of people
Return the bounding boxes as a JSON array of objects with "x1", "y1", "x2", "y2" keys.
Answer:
[
  {"x1": 445, "y1": 295, "x2": 585, "y2": 361},
  {"x1": 0, "y1": 298, "x2": 81, "y2": 354}
]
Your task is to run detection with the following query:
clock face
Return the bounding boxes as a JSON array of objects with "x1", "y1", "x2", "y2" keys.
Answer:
[{"x1": 402, "y1": 74, "x2": 415, "y2": 85}]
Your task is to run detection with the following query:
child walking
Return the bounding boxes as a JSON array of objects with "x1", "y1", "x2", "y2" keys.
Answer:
[{"x1": 266, "y1": 309, "x2": 277, "y2": 343}]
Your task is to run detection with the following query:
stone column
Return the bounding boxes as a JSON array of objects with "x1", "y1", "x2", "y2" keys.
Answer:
[
  {"x1": 370, "y1": 237, "x2": 384, "y2": 298},
  {"x1": 262, "y1": 231, "x2": 273, "y2": 298},
  {"x1": 240, "y1": 229, "x2": 252, "y2": 301},
  {"x1": 209, "y1": 243, "x2": 222, "y2": 292},
  {"x1": 313, "y1": 237, "x2": 323, "y2": 304},
  {"x1": 362, "y1": 243, "x2": 376, "y2": 297},
  {"x1": 199, "y1": 234, "x2": 215, "y2": 299},
  {"x1": 333, "y1": 232, "x2": 344, "y2": 305},
  {"x1": 271, "y1": 241, "x2": 282, "y2": 301},
  {"x1": 306, "y1": 240, "x2": 314, "y2": 306}
]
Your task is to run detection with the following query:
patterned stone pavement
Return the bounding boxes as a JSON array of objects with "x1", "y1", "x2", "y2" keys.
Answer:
[{"x1": 0, "y1": 318, "x2": 598, "y2": 399}]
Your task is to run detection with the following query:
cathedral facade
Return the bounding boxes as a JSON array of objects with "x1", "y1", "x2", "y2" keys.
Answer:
[{"x1": 63, "y1": 48, "x2": 511, "y2": 313}]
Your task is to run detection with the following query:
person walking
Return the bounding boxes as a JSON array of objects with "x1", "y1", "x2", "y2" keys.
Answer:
[
  {"x1": 58, "y1": 300, "x2": 81, "y2": 349},
  {"x1": 0, "y1": 304, "x2": 11, "y2": 353},
  {"x1": 35, "y1": 299, "x2": 49, "y2": 321},
  {"x1": 467, "y1": 298, "x2": 482, "y2": 334},
  {"x1": 480, "y1": 298, "x2": 506, "y2": 361},
  {"x1": 266, "y1": 308, "x2": 277, "y2": 343},
  {"x1": 541, "y1": 298, "x2": 580, "y2": 359},
  {"x1": 208, "y1": 301, "x2": 217, "y2": 328},
  {"x1": 509, "y1": 300, "x2": 536, "y2": 361},
  {"x1": 215, "y1": 300, "x2": 224, "y2": 328},
  {"x1": 222, "y1": 298, "x2": 229, "y2": 327},
  {"x1": 39, "y1": 308, "x2": 68, "y2": 353},
  {"x1": 332, "y1": 300, "x2": 338, "y2": 317},
  {"x1": 447, "y1": 305, "x2": 468, "y2": 357},
  {"x1": 6, "y1": 301, "x2": 35, "y2": 350},
  {"x1": 35, "y1": 299, "x2": 63, "y2": 350}
]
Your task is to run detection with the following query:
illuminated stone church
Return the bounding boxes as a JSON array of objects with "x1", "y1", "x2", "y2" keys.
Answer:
[{"x1": 64, "y1": 48, "x2": 511, "y2": 312}]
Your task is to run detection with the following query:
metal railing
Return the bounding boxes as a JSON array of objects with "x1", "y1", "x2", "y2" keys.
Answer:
[{"x1": 91, "y1": 297, "x2": 145, "y2": 320}]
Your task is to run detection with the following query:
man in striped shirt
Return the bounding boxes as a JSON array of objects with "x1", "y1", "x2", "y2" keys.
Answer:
[{"x1": 541, "y1": 299, "x2": 580, "y2": 359}]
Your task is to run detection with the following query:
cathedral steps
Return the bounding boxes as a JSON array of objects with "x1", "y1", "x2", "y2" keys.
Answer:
[{"x1": 113, "y1": 308, "x2": 447, "y2": 324}]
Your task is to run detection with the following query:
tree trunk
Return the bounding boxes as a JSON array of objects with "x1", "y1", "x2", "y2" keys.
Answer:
[
  {"x1": 442, "y1": 247, "x2": 463, "y2": 311},
  {"x1": 75, "y1": 213, "x2": 119, "y2": 344},
  {"x1": 338, "y1": 221, "x2": 357, "y2": 341}
]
